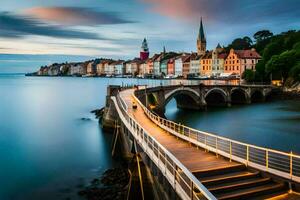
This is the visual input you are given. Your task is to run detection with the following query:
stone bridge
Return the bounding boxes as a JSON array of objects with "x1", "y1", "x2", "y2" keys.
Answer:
[{"x1": 135, "y1": 84, "x2": 275, "y2": 114}]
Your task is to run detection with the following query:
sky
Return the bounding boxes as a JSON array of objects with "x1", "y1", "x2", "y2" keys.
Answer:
[{"x1": 0, "y1": 0, "x2": 300, "y2": 60}]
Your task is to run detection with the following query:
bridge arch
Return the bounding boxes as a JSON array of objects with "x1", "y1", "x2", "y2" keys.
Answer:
[
  {"x1": 163, "y1": 88, "x2": 200, "y2": 110},
  {"x1": 205, "y1": 88, "x2": 228, "y2": 106},
  {"x1": 251, "y1": 89, "x2": 265, "y2": 102},
  {"x1": 230, "y1": 88, "x2": 250, "y2": 104}
]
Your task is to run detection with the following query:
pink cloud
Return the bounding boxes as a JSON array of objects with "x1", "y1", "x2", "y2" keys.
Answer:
[
  {"x1": 25, "y1": 7, "x2": 133, "y2": 26},
  {"x1": 141, "y1": 0, "x2": 209, "y2": 21}
]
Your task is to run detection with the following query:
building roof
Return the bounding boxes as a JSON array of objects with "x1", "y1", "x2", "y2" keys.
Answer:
[
  {"x1": 232, "y1": 49, "x2": 261, "y2": 59},
  {"x1": 218, "y1": 53, "x2": 227, "y2": 59},
  {"x1": 201, "y1": 51, "x2": 212, "y2": 59}
]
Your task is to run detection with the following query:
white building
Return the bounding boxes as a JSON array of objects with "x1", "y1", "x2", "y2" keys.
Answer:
[
  {"x1": 114, "y1": 61, "x2": 124, "y2": 75},
  {"x1": 70, "y1": 64, "x2": 85, "y2": 75},
  {"x1": 174, "y1": 56, "x2": 183, "y2": 77},
  {"x1": 189, "y1": 55, "x2": 201, "y2": 75},
  {"x1": 211, "y1": 44, "x2": 226, "y2": 76}
]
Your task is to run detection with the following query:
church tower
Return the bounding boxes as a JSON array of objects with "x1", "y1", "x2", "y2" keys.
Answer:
[
  {"x1": 197, "y1": 18, "x2": 206, "y2": 56},
  {"x1": 140, "y1": 38, "x2": 149, "y2": 60}
]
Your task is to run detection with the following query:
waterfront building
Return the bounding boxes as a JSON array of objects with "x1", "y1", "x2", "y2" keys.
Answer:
[
  {"x1": 146, "y1": 54, "x2": 160, "y2": 75},
  {"x1": 70, "y1": 64, "x2": 86, "y2": 76},
  {"x1": 224, "y1": 48, "x2": 261, "y2": 76},
  {"x1": 103, "y1": 61, "x2": 111, "y2": 75},
  {"x1": 182, "y1": 54, "x2": 192, "y2": 78},
  {"x1": 96, "y1": 61, "x2": 105, "y2": 75},
  {"x1": 125, "y1": 58, "x2": 142, "y2": 76},
  {"x1": 138, "y1": 60, "x2": 147, "y2": 76},
  {"x1": 159, "y1": 52, "x2": 179, "y2": 77},
  {"x1": 107, "y1": 61, "x2": 116, "y2": 75},
  {"x1": 160, "y1": 59, "x2": 168, "y2": 76},
  {"x1": 211, "y1": 44, "x2": 227, "y2": 76},
  {"x1": 38, "y1": 66, "x2": 49, "y2": 76},
  {"x1": 48, "y1": 65, "x2": 60, "y2": 76},
  {"x1": 197, "y1": 18, "x2": 206, "y2": 56},
  {"x1": 114, "y1": 60, "x2": 124, "y2": 75},
  {"x1": 140, "y1": 38, "x2": 150, "y2": 61},
  {"x1": 167, "y1": 58, "x2": 175, "y2": 76},
  {"x1": 189, "y1": 53, "x2": 201, "y2": 75},
  {"x1": 87, "y1": 61, "x2": 96, "y2": 75},
  {"x1": 174, "y1": 54, "x2": 191, "y2": 77},
  {"x1": 200, "y1": 51, "x2": 212, "y2": 76},
  {"x1": 153, "y1": 53, "x2": 164, "y2": 76}
]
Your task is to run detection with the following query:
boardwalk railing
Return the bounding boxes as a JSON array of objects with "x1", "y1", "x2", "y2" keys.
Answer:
[
  {"x1": 133, "y1": 89, "x2": 300, "y2": 184},
  {"x1": 113, "y1": 94, "x2": 217, "y2": 200}
]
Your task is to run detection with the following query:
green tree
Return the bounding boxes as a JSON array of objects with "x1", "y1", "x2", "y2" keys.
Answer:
[
  {"x1": 254, "y1": 30, "x2": 273, "y2": 42},
  {"x1": 289, "y1": 62, "x2": 300, "y2": 81},
  {"x1": 255, "y1": 59, "x2": 266, "y2": 82},
  {"x1": 263, "y1": 40, "x2": 283, "y2": 61},
  {"x1": 266, "y1": 50, "x2": 297, "y2": 83},
  {"x1": 242, "y1": 69, "x2": 255, "y2": 82},
  {"x1": 227, "y1": 37, "x2": 252, "y2": 50}
]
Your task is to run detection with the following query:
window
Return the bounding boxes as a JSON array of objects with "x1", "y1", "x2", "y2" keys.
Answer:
[
  {"x1": 237, "y1": 60, "x2": 239, "y2": 63},
  {"x1": 252, "y1": 60, "x2": 254, "y2": 64},
  {"x1": 237, "y1": 66, "x2": 239, "y2": 70},
  {"x1": 225, "y1": 66, "x2": 227, "y2": 70},
  {"x1": 233, "y1": 61, "x2": 235, "y2": 64}
]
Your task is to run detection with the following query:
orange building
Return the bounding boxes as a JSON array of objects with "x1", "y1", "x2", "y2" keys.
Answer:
[
  {"x1": 167, "y1": 58, "x2": 175, "y2": 75},
  {"x1": 224, "y1": 48, "x2": 261, "y2": 76},
  {"x1": 200, "y1": 51, "x2": 212, "y2": 76}
]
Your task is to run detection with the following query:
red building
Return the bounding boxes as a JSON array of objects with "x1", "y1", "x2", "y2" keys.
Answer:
[{"x1": 140, "y1": 38, "x2": 149, "y2": 61}]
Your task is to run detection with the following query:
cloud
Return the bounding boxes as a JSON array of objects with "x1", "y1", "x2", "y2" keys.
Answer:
[
  {"x1": 25, "y1": 7, "x2": 134, "y2": 26},
  {"x1": 141, "y1": 0, "x2": 300, "y2": 25},
  {"x1": 0, "y1": 12, "x2": 104, "y2": 40}
]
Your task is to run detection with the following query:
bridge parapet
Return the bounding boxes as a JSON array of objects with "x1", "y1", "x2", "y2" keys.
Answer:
[{"x1": 135, "y1": 84, "x2": 276, "y2": 114}]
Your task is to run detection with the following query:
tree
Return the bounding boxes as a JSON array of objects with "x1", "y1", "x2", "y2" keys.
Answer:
[
  {"x1": 254, "y1": 30, "x2": 273, "y2": 42},
  {"x1": 243, "y1": 36, "x2": 253, "y2": 45},
  {"x1": 255, "y1": 59, "x2": 266, "y2": 81},
  {"x1": 242, "y1": 69, "x2": 255, "y2": 82},
  {"x1": 263, "y1": 41, "x2": 283, "y2": 61},
  {"x1": 227, "y1": 37, "x2": 252, "y2": 50},
  {"x1": 266, "y1": 50, "x2": 297, "y2": 83},
  {"x1": 290, "y1": 62, "x2": 300, "y2": 81}
]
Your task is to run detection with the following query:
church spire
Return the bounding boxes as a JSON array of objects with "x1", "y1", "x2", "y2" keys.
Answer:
[
  {"x1": 198, "y1": 17, "x2": 206, "y2": 42},
  {"x1": 197, "y1": 17, "x2": 207, "y2": 56}
]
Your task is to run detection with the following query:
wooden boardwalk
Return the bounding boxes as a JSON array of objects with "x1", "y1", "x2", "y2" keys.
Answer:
[
  {"x1": 120, "y1": 89, "x2": 239, "y2": 173},
  {"x1": 119, "y1": 89, "x2": 298, "y2": 199}
]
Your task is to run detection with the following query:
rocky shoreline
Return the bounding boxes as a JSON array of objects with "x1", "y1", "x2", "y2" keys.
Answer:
[
  {"x1": 91, "y1": 108, "x2": 104, "y2": 122},
  {"x1": 78, "y1": 168, "x2": 130, "y2": 200}
]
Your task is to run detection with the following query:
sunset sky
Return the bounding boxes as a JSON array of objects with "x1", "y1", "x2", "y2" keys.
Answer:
[{"x1": 1, "y1": 0, "x2": 300, "y2": 59}]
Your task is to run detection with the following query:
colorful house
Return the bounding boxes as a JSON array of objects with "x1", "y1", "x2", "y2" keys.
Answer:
[
  {"x1": 189, "y1": 53, "x2": 201, "y2": 75},
  {"x1": 200, "y1": 51, "x2": 212, "y2": 76},
  {"x1": 224, "y1": 48, "x2": 261, "y2": 76},
  {"x1": 167, "y1": 58, "x2": 175, "y2": 76}
]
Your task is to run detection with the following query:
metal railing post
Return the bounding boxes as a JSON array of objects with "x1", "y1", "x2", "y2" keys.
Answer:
[
  {"x1": 205, "y1": 135, "x2": 207, "y2": 152},
  {"x1": 266, "y1": 150, "x2": 269, "y2": 171},
  {"x1": 230, "y1": 141, "x2": 232, "y2": 162},
  {"x1": 216, "y1": 137, "x2": 218, "y2": 157},
  {"x1": 246, "y1": 145, "x2": 249, "y2": 166},
  {"x1": 290, "y1": 151, "x2": 293, "y2": 179}
]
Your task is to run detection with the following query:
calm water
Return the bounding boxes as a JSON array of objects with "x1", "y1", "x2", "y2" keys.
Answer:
[
  {"x1": 0, "y1": 75, "x2": 161, "y2": 200},
  {"x1": 165, "y1": 99, "x2": 300, "y2": 154},
  {"x1": 1, "y1": 74, "x2": 300, "y2": 200}
]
